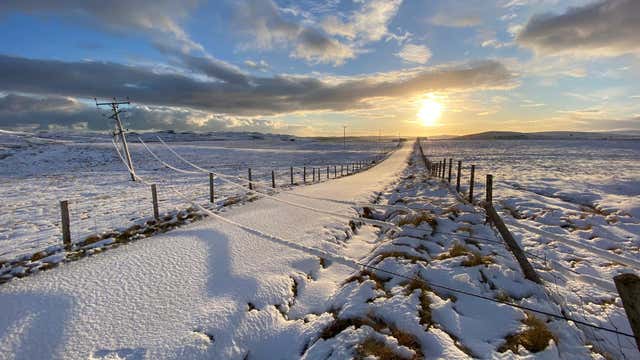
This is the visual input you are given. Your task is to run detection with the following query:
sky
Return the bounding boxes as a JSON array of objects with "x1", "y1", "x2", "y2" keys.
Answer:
[{"x1": 0, "y1": 0, "x2": 638, "y2": 136}]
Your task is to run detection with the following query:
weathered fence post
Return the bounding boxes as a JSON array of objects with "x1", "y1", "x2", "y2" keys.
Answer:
[
  {"x1": 341, "y1": 164, "x2": 344, "y2": 176},
  {"x1": 290, "y1": 166, "x2": 294, "y2": 185},
  {"x1": 248, "y1": 168, "x2": 253, "y2": 190},
  {"x1": 312, "y1": 168, "x2": 316, "y2": 182},
  {"x1": 271, "y1": 170, "x2": 276, "y2": 188},
  {"x1": 209, "y1": 172, "x2": 215, "y2": 203},
  {"x1": 485, "y1": 204, "x2": 541, "y2": 284},
  {"x1": 60, "y1": 200, "x2": 71, "y2": 248},
  {"x1": 442, "y1": 158, "x2": 446, "y2": 178},
  {"x1": 485, "y1": 174, "x2": 493, "y2": 205},
  {"x1": 303, "y1": 166, "x2": 307, "y2": 183},
  {"x1": 151, "y1": 184, "x2": 159, "y2": 220},
  {"x1": 469, "y1": 165, "x2": 475, "y2": 202},
  {"x1": 485, "y1": 174, "x2": 493, "y2": 223},
  {"x1": 334, "y1": 165, "x2": 337, "y2": 178},
  {"x1": 456, "y1": 160, "x2": 462, "y2": 192},
  {"x1": 327, "y1": 166, "x2": 330, "y2": 179},
  {"x1": 614, "y1": 273, "x2": 640, "y2": 350},
  {"x1": 448, "y1": 158, "x2": 452, "y2": 183}
]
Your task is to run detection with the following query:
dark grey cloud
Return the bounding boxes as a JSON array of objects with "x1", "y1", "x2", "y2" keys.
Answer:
[
  {"x1": 518, "y1": 0, "x2": 640, "y2": 55},
  {"x1": 0, "y1": 54, "x2": 515, "y2": 118}
]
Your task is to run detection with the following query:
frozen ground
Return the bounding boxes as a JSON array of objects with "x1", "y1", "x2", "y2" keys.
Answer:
[
  {"x1": 0, "y1": 139, "x2": 412, "y2": 359},
  {"x1": 1, "y1": 140, "x2": 636, "y2": 359},
  {"x1": 0, "y1": 130, "x2": 397, "y2": 261},
  {"x1": 421, "y1": 139, "x2": 640, "y2": 358}
]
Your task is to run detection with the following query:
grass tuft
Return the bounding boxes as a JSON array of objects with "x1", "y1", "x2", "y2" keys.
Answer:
[
  {"x1": 499, "y1": 313, "x2": 557, "y2": 353},
  {"x1": 398, "y1": 212, "x2": 437, "y2": 231}
]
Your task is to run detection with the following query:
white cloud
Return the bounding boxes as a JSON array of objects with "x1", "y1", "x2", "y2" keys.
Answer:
[{"x1": 395, "y1": 44, "x2": 432, "y2": 64}]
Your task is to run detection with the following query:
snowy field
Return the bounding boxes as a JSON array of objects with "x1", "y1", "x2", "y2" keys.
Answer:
[
  {"x1": 1, "y1": 140, "x2": 637, "y2": 359},
  {"x1": 0, "y1": 130, "x2": 398, "y2": 261},
  {"x1": 421, "y1": 139, "x2": 640, "y2": 357}
]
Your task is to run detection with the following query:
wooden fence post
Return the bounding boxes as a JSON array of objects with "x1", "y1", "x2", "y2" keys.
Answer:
[
  {"x1": 469, "y1": 165, "x2": 475, "y2": 202},
  {"x1": 341, "y1": 164, "x2": 344, "y2": 176},
  {"x1": 456, "y1": 160, "x2": 462, "y2": 193},
  {"x1": 272, "y1": 170, "x2": 276, "y2": 188},
  {"x1": 486, "y1": 174, "x2": 493, "y2": 205},
  {"x1": 334, "y1": 165, "x2": 337, "y2": 178},
  {"x1": 209, "y1": 172, "x2": 215, "y2": 203},
  {"x1": 151, "y1": 184, "x2": 159, "y2": 220},
  {"x1": 442, "y1": 158, "x2": 446, "y2": 178},
  {"x1": 327, "y1": 166, "x2": 330, "y2": 179},
  {"x1": 248, "y1": 168, "x2": 253, "y2": 190},
  {"x1": 60, "y1": 200, "x2": 71, "y2": 248},
  {"x1": 485, "y1": 174, "x2": 493, "y2": 223},
  {"x1": 303, "y1": 166, "x2": 306, "y2": 183},
  {"x1": 614, "y1": 273, "x2": 640, "y2": 350},
  {"x1": 312, "y1": 168, "x2": 315, "y2": 182},
  {"x1": 448, "y1": 158, "x2": 452, "y2": 183},
  {"x1": 485, "y1": 205, "x2": 541, "y2": 284},
  {"x1": 290, "y1": 166, "x2": 294, "y2": 185}
]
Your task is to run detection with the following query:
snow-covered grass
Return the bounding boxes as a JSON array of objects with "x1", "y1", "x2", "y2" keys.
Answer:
[
  {"x1": 0, "y1": 130, "x2": 398, "y2": 262},
  {"x1": 0, "y1": 136, "x2": 638, "y2": 359},
  {"x1": 420, "y1": 139, "x2": 640, "y2": 358}
]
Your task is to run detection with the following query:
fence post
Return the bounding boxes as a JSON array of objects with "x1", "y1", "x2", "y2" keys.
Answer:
[
  {"x1": 290, "y1": 166, "x2": 294, "y2": 185},
  {"x1": 485, "y1": 174, "x2": 493, "y2": 223},
  {"x1": 469, "y1": 165, "x2": 475, "y2": 202},
  {"x1": 456, "y1": 160, "x2": 462, "y2": 192},
  {"x1": 60, "y1": 200, "x2": 71, "y2": 248},
  {"x1": 248, "y1": 168, "x2": 253, "y2": 190},
  {"x1": 209, "y1": 172, "x2": 215, "y2": 203},
  {"x1": 312, "y1": 168, "x2": 315, "y2": 182},
  {"x1": 448, "y1": 158, "x2": 452, "y2": 183},
  {"x1": 151, "y1": 184, "x2": 159, "y2": 220},
  {"x1": 614, "y1": 273, "x2": 640, "y2": 350},
  {"x1": 303, "y1": 166, "x2": 306, "y2": 183},
  {"x1": 341, "y1": 164, "x2": 344, "y2": 176},
  {"x1": 485, "y1": 205, "x2": 541, "y2": 284},
  {"x1": 485, "y1": 174, "x2": 493, "y2": 205},
  {"x1": 442, "y1": 158, "x2": 446, "y2": 178},
  {"x1": 272, "y1": 170, "x2": 276, "y2": 188},
  {"x1": 334, "y1": 165, "x2": 337, "y2": 178}
]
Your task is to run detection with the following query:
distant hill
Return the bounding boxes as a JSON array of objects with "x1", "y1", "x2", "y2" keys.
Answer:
[{"x1": 453, "y1": 131, "x2": 640, "y2": 140}]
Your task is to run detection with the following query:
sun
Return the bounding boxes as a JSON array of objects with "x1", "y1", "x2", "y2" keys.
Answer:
[{"x1": 418, "y1": 99, "x2": 443, "y2": 127}]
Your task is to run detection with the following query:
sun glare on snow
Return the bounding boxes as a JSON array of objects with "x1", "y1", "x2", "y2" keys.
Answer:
[{"x1": 418, "y1": 99, "x2": 443, "y2": 127}]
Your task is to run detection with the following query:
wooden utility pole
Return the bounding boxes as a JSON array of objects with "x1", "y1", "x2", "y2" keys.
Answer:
[
  {"x1": 343, "y1": 125, "x2": 347, "y2": 150},
  {"x1": 96, "y1": 98, "x2": 135, "y2": 181}
]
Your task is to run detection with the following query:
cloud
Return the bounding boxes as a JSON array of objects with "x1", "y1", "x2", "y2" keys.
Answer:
[
  {"x1": 430, "y1": 13, "x2": 482, "y2": 28},
  {"x1": 232, "y1": 0, "x2": 355, "y2": 65},
  {"x1": 0, "y1": 0, "x2": 203, "y2": 53},
  {"x1": 395, "y1": 44, "x2": 432, "y2": 64},
  {"x1": 517, "y1": 0, "x2": 640, "y2": 56},
  {"x1": 0, "y1": 54, "x2": 515, "y2": 130},
  {"x1": 244, "y1": 59, "x2": 270, "y2": 71},
  {"x1": 321, "y1": 0, "x2": 403, "y2": 43},
  {"x1": 428, "y1": 0, "x2": 491, "y2": 28}
]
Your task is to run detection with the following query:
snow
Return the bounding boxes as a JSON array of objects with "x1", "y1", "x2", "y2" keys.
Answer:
[
  {"x1": 0, "y1": 131, "x2": 397, "y2": 261},
  {"x1": 0, "y1": 139, "x2": 411, "y2": 359},
  {"x1": 1, "y1": 136, "x2": 638, "y2": 359}
]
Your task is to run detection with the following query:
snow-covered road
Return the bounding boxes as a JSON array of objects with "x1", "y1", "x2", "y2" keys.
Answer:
[{"x1": 0, "y1": 142, "x2": 412, "y2": 359}]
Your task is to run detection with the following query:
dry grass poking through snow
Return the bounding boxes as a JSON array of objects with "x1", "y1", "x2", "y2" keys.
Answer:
[
  {"x1": 402, "y1": 278, "x2": 432, "y2": 326},
  {"x1": 499, "y1": 313, "x2": 557, "y2": 353},
  {"x1": 436, "y1": 243, "x2": 494, "y2": 267}
]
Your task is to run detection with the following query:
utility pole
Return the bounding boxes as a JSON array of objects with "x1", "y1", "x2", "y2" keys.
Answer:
[
  {"x1": 96, "y1": 97, "x2": 136, "y2": 181},
  {"x1": 343, "y1": 125, "x2": 347, "y2": 150}
]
